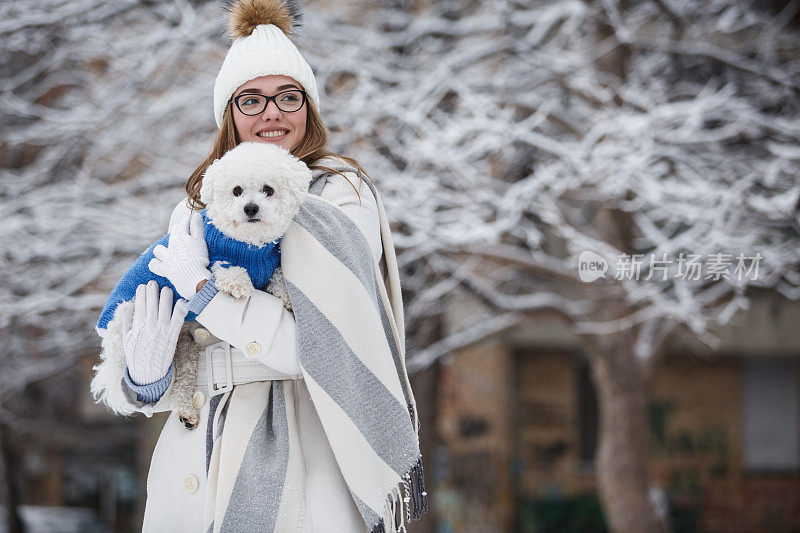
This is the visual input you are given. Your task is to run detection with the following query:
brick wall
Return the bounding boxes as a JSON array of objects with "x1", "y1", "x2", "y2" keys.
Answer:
[{"x1": 435, "y1": 344, "x2": 800, "y2": 532}]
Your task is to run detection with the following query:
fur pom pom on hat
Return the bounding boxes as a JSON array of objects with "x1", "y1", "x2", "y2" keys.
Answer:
[
  {"x1": 214, "y1": 0, "x2": 319, "y2": 129},
  {"x1": 226, "y1": 0, "x2": 302, "y2": 38}
]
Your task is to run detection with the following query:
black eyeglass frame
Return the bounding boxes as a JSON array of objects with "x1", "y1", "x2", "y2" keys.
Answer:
[{"x1": 232, "y1": 90, "x2": 308, "y2": 115}]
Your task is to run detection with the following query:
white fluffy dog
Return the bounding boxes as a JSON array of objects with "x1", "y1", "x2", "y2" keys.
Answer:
[
  {"x1": 92, "y1": 142, "x2": 310, "y2": 427},
  {"x1": 171, "y1": 142, "x2": 310, "y2": 428},
  {"x1": 198, "y1": 141, "x2": 309, "y2": 307},
  {"x1": 202, "y1": 141, "x2": 308, "y2": 247}
]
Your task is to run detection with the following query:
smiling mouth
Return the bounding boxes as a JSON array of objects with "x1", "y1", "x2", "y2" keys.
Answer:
[
  {"x1": 246, "y1": 218, "x2": 261, "y2": 223},
  {"x1": 256, "y1": 130, "x2": 288, "y2": 141}
]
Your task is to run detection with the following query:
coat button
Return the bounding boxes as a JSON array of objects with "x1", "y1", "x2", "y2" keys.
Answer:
[
  {"x1": 194, "y1": 328, "x2": 210, "y2": 342},
  {"x1": 184, "y1": 475, "x2": 199, "y2": 493},
  {"x1": 246, "y1": 341, "x2": 261, "y2": 357},
  {"x1": 192, "y1": 391, "x2": 205, "y2": 410}
]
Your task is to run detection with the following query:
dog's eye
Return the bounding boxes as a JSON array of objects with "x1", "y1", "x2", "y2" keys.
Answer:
[
  {"x1": 261, "y1": 185, "x2": 274, "y2": 197},
  {"x1": 232, "y1": 186, "x2": 243, "y2": 197}
]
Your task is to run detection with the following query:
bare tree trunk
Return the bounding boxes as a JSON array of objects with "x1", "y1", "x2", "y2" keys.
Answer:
[
  {"x1": 0, "y1": 424, "x2": 25, "y2": 533},
  {"x1": 586, "y1": 336, "x2": 665, "y2": 533}
]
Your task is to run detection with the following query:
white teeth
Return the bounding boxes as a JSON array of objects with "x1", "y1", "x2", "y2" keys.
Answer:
[{"x1": 257, "y1": 130, "x2": 288, "y2": 138}]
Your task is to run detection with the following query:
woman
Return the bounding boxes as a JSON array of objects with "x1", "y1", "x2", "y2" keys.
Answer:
[{"x1": 91, "y1": 1, "x2": 426, "y2": 531}]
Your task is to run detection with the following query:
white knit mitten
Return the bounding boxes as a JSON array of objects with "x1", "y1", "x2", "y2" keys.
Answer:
[
  {"x1": 121, "y1": 281, "x2": 188, "y2": 385},
  {"x1": 148, "y1": 213, "x2": 211, "y2": 299}
]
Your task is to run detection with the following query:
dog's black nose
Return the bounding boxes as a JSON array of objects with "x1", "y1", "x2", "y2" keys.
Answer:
[{"x1": 243, "y1": 202, "x2": 259, "y2": 217}]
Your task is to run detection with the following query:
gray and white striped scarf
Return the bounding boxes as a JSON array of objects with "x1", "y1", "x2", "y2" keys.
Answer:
[{"x1": 203, "y1": 167, "x2": 427, "y2": 533}]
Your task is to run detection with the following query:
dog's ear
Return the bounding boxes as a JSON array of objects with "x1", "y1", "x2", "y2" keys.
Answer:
[
  {"x1": 289, "y1": 164, "x2": 313, "y2": 202},
  {"x1": 292, "y1": 189, "x2": 310, "y2": 205},
  {"x1": 199, "y1": 162, "x2": 217, "y2": 205}
]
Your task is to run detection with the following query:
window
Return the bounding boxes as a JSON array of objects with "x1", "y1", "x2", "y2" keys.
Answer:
[{"x1": 743, "y1": 358, "x2": 800, "y2": 470}]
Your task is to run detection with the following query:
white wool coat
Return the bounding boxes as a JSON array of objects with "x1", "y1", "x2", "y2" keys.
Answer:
[{"x1": 114, "y1": 166, "x2": 381, "y2": 532}]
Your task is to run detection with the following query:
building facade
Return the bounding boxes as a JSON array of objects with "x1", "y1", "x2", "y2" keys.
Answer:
[{"x1": 434, "y1": 290, "x2": 800, "y2": 532}]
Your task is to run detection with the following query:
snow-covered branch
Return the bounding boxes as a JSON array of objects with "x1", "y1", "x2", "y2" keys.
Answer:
[{"x1": 1, "y1": 0, "x2": 798, "y2": 408}]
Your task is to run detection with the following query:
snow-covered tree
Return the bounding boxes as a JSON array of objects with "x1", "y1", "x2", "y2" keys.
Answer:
[
  {"x1": 371, "y1": 1, "x2": 800, "y2": 530},
  {"x1": 1, "y1": 0, "x2": 799, "y2": 531}
]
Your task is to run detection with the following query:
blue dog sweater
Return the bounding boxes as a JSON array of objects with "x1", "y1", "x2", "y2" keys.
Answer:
[{"x1": 96, "y1": 209, "x2": 281, "y2": 332}]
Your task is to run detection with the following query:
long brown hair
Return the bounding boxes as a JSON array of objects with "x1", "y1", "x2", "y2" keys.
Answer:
[{"x1": 185, "y1": 98, "x2": 370, "y2": 210}]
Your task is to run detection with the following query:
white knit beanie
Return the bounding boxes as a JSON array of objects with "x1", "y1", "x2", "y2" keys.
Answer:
[{"x1": 213, "y1": 0, "x2": 320, "y2": 129}]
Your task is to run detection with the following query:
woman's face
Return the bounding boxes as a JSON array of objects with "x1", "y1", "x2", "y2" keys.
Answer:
[{"x1": 231, "y1": 75, "x2": 308, "y2": 152}]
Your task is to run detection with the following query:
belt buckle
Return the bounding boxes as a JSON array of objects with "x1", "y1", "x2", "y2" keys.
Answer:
[{"x1": 205, "y1": 341, "x2": 233, "y2": 396}]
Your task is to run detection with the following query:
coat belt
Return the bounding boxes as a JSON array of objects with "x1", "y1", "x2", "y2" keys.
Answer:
[{"x1": 196, "y1": 341, "x2": 302, "y2": 396}]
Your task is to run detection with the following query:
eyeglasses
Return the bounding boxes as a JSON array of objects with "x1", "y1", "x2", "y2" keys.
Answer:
[{"x1": 232, "y1": 90, "x2": 307, "y2": 115}]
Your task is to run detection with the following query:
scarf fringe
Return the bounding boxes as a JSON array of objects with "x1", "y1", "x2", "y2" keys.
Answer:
[{"x1": 370, "y1": 455, "x2": 429, "y2": 533}]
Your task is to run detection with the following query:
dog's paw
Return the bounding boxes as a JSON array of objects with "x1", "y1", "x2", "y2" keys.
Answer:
[
  {"x1": 266, "y1": 267, "x2": 292, "y2": 311},
  {"x1": 278, "y1": 292, "x2": 292, "y2": 311},
  {"x1": 214, "y1": 266, "x2": 254, "y2": 298},
  {"x1": 211, "y1": 260, "x2": 231, "y2": 273},
  {"x1": 178, "y1": 411, "x2": 200, "y2": 430}
]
